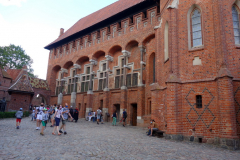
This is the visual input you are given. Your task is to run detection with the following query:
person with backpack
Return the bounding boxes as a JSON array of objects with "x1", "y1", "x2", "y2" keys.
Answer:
[
  {"x1": 96, "y1": 108, "x2": 102, "y2": 125},
  {"x1": 122, "y1": 109, "x2": 127, "y2": 127},
  {"x1": 15, "y1": 108, "x2": 23, "y2": 129}
]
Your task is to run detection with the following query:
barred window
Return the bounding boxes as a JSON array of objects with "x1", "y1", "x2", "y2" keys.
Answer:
[
  {"x1": 232, "y1": 6, "x2": 240, "y2": 44},
  {"x1": 191, "y1": 9, "x2": 202, "y2": 47},
  {"x1": 196, "y1": 95, "x2": 202, "y2": 108}
]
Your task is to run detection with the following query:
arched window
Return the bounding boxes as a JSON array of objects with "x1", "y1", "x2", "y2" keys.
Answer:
[
  {"x1": 232, "y1": 5, "x2": 240, "y2": 44},
  {"x1": 191, "y1": 8, "x2": 202, "y2": 47},
  {"x1": 164, "y1": 21, "x2": 169, "y2": 61}
]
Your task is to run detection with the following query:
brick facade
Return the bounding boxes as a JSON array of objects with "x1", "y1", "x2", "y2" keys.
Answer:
[{"x1": 45, "y1": 0, "x2": 240, "y2": 149}]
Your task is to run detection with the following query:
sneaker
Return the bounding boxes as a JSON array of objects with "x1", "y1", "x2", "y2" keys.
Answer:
[
  {"x1": 64, "y1": 131, "x2": 67, "y2": 135},
  {"x1": 59, "y1": 130, "x2": 63, "y2": 133},
  {"x1": 40, "y1": 133, "x2": 44, "y2": 136},
  {"x1": 36, "y1": 127, "x2": 38, "y2": 130},
  {"x1": 50, "y1": 125, "x2": 53, "y2": 127}
]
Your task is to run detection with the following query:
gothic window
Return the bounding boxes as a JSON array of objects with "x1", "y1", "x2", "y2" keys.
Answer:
[
  {"x1": 164, "y1": 22, "x2": 169, "y2": 61},
  {"x1": 232, "y1": 5, "x2": 240, "y2": 44},
  {"x1": 191, "y1": 8, "x2": 203, "y2": 47}
]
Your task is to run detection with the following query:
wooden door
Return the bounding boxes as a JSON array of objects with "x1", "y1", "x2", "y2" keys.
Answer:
[{"x1": 132, "y1": 104, "x2": 137, "y2": 126}]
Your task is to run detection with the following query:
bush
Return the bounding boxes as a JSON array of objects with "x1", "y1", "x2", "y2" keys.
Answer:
[{"x1": 0, "y1": 111, "x2": 30, "y2": 119}]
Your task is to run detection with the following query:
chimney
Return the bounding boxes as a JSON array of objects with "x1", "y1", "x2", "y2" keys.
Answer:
[{"x1": 59, "y1": 28, "x2": 64, "y2": 37}]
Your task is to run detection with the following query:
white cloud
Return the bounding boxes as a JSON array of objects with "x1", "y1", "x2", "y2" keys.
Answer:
[{"x1": 0, "y1": 0, "x2": 27, "y2": 7}]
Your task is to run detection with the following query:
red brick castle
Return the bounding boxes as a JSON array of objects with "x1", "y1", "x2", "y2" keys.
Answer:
[{"x1": 45, "y1": 0, "x2": 240, "y2": 149}]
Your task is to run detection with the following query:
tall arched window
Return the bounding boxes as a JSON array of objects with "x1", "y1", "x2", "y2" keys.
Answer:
[
  {"x1": 232, "y1": 5, "x2": 240, "y2": 44},
  {"x1": 164, "y1": 21, "x2": 169, "y2": 61},
  {"x1": 191, "y1": 8, "x2": 202, "y2": 47}
]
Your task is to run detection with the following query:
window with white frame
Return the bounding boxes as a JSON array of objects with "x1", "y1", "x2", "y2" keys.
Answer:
[
  {"x1": 81, "y1": 66, "x2": 91, "y2": 92},
  {"x1": 232, "y1": 5, "x2": 240, "y2": 44},
  {"x1": 115, "y1": 58, "x2": 125, "y2": 88},
  {"x1": 191, "y1": 8, "x2": 203, "y2": 47},
  {"x1": 98, "y1": 63, "x2": 107, "y2": 90},
  {"x1": 67, "y1": 70, "x2": 78, "y2": 94}
]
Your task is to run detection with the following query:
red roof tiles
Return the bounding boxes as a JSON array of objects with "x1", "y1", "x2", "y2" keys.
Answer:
[{"x1": 45, "y1": 0, "x2": 145, "y2": 48}]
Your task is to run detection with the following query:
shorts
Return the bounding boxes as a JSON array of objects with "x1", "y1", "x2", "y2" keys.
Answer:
[
  {"x1": 62, "y1": 120, "x2": 66, "y2": 125},
  {"x1": 51, "y1": 115, "x2": 55, "y2": 120},
  {"x1": 16, "y1": 118, "x2": 21, "y2": 123},
  {"x1": 42, "y1": 121, "x2": 46, "y2": 127},
  {"x1": 123, "y1": 118, "x2": 126, "y2": 122},
  {"x1": 97, "y1": 115, "x2": 100, "y2": 120},
  {"x1": 55, "y1": 118, "x2": 60, "y2": 126},
  {"x1": 37, "y1": 114, "x2": 42, "y2": 120}
]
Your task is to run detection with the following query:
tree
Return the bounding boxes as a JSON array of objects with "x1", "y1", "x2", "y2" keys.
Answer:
[{"x1": 0, "y1": 44, "x2": 37, "y2": 78}]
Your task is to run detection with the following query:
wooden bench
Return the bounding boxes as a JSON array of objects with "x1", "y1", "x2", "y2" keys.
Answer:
[{"x1": 153, "y1": 130, "x2": 165, "y2": 138}]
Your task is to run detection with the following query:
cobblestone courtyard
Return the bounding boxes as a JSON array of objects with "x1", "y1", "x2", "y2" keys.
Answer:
[{"x1": 0, "y1": 117, "x2": 240, "y2": 160}]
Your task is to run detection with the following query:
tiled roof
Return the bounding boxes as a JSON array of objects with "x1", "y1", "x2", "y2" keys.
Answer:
[
  {"x1": 7, "y1": 69, "x2": 22, "y2": 81},
  {"x1": 45, "y1": 0, "x2": 145, "y2": 48},
  {"x1": 2, "y1": 70, "x2": 12, "y2": 79},
  {"x1": 8, "y1": 73, "x2": 34, "y2": 93},
  {"x1": 29, "y1": 77, "x2": 50, "y2": 90}
]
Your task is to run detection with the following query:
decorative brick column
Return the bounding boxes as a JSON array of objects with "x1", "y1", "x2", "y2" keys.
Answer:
[
  {"x1": 216, "y1": 66, "x2": 239, "y2": 150},
  {"x1": 166, "y1": 74, "x2": 182, "y2": 140}
]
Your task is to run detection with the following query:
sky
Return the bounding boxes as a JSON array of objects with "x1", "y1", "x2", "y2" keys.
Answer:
[{"x1": 0, "y1": 0, "x2": 118, "y2": 79}]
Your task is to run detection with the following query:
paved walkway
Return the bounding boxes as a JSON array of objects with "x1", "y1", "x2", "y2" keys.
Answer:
[{"x1": 0, "y1": 117, "x2": 240, "y2": 160}]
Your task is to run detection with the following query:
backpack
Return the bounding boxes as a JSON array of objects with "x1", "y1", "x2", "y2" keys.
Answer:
[{"x1": 97, "y1": 109, "x2": 101, "y2": 115}]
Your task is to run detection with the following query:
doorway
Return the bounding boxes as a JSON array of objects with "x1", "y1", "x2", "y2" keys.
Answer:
[
  {"x1": 132, "y1": 103, "x2": 137, "y2": 126},
  {"x1": 100, "y1": 100, "x2": 103, "y2": 110},
  {"x1": 114, "y1": 104, "x2": 120, "y2": 122}
]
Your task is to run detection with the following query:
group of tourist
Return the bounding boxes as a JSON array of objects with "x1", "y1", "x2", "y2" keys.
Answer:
[
  {"x1": 27, "y1": 103, "x2": 78, "y2": 136},
  {"x1": 15, "y1": 103, "x2": 129, "y2": 135}
]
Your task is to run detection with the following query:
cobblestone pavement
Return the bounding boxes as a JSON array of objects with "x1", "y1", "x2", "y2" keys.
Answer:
[{"x1": 0, "y1": 117, "x2": 240, "y2": 160}]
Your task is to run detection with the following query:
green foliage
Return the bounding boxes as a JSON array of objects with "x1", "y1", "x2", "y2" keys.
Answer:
[
  {"x1": 0, "y1": 44, "x2": 37, "y2": 78},
  {"x1": 0, "y1": 111, "x2": 30, "y2": 119}
]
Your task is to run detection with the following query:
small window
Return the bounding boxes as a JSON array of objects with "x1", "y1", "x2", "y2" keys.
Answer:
[
  {"x1": 100, "y1": 73, "x2": 103, "y2": 78},
  {"x1": 196, "y1": 95, "x2": 202, "y2": 108},
  {"x1": 87, "y1": 76, "x2": 90, "y2": 80},
  {"x1": 132, "y1": 73, "x2": 138, "y2": 86},
  {"x1": 103, "y1": 63, "x2": 106, "y2": 71},
  {"x1": 82, "y1": 76, "x2": 85, "y2": 81},
  {"x1": 121, "y1": 58, "x2": 125, "y2": 67},
  {"x1": 73, "y1": 70, "x2": 76, "y2": 77},
  {"x1": 69, "y1": 79, "x2": 71, "y2": 83},
  {"x1": 115, "y1": 76, "x2": 120, "y2": 88},
  {"x1": 87, "y1": 67, "x2": 90, "y2": 74},
  {"x1": 116, "y1": 69, "x2": 120, "y2": 75}
]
